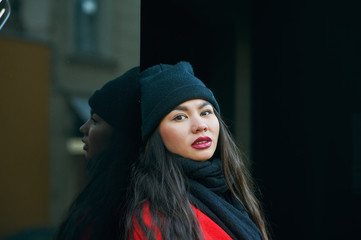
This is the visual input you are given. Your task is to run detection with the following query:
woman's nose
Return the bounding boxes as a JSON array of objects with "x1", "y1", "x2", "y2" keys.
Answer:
[
  {"x1": 191, "y1": 118, "x2": 208, "y2": 133},
  {"x1": 79, "y1": 120, "x2": 89, "y2": 135}
]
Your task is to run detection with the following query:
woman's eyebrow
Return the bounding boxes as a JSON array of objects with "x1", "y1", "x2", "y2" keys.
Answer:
[
  {"x1": 174, "y1": 101, "x2": 211, "y2": 111},
  {"x1": 199, "y1": 102, "x2": 211, "y2": 109},
  {"x1": 174, "y1": 105, "x2": 188, "y2": 111}
]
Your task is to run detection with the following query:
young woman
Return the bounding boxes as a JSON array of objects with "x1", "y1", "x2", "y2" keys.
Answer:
[
  {"x1": 125, "y1": 61, "x2": 270, "y2": 240},
  {"x1": 55, "y1": 66, "x2": 142, "y2": 240}
]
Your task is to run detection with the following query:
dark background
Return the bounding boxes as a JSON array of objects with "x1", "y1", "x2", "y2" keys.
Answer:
[
  {"x1": 141, "y1": 0, "x2": 361, "y2": 239},
  {"x1": 140, "y1": 0, "x2": 238, "y2": 129}
]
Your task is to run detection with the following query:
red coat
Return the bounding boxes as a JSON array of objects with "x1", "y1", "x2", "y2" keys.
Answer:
[{"x1": 131, "y1": 203, "x2": 232, "y2": 240}]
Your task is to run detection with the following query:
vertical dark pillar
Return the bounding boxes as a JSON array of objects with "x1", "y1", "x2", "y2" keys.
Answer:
[{"x1": 252, "y1": 0, "x2": 361, "y2": 239}]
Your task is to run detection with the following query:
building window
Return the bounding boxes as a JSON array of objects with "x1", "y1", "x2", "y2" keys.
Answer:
[
  {"x1": 70, "y1": 0, "x2": 115, "y2": 67},
  {"x1": 75, "y1": 0, "x2": 99, "y2": 55}
]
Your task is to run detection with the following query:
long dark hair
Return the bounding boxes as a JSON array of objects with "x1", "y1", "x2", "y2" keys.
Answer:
[
  {"x1": 216, "y1": 112, "x2": 270, "y2": 240},
  {"x1": 125, "y1": 130, "x2": 203, "y2": 240},
  {"x1": 125, "y1": 111, "x2": 269, "y2": 240},
  {"x1": 56, "y1": 126, "x2": 142, "y2": 240}
]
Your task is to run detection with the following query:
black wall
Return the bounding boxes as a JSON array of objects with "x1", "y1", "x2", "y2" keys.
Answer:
[{"x1": 252, "y1": 0, "x2": 361, "y2": 239}]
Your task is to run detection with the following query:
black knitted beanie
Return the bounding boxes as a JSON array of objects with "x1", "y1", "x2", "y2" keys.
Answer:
[
  {"x1": 89, "y1": 66, "x2": 141, "y2": 129},
  {"x1": 140, "y1": 61, "x2": 220, "y2": 141}
]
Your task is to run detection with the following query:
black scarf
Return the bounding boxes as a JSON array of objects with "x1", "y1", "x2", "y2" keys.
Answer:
[{"x1": 178, "y1": 156, "x2": 263, "y2": 240}]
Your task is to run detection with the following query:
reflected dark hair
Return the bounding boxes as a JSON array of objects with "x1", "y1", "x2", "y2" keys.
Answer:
[
  {"x1": 125, "y1": 109, "x2": 270, "y2": 240},
  {"x1": 56, "y1": 126, "x2": 141, "y2": 240}
]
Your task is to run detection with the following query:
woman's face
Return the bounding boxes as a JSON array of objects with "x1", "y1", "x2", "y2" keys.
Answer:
[
  {"x1": 79, "y1": 111, "x2": 114, "y2": 160},
  {"x1": 159, "y1": 99, "x2": 220, "y2": 161}
]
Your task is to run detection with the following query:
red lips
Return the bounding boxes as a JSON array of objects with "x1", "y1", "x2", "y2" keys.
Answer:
[
  {"x1": 82, "y1": 138, "x2": 88, "y2": 151},
  {"x1": 191, "y1": 136, "x2": 212, "y2": 149}
]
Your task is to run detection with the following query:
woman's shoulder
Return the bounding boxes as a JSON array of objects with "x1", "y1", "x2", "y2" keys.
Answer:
[
  {"x1": 191, "y1": 204, "x2": 232, "y2": 240},
  {"x1": 131, "y1": 202, "x2": 232, "y2": 240}
]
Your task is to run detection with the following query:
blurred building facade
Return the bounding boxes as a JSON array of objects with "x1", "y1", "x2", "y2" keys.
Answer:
[{"x1": 0, "y1": 0, "x2": 140, "y2": 237}]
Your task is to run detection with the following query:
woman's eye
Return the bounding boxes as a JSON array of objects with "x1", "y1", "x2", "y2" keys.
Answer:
[
  {"x1": 173, "y1": 115, "x2": 186, "y2": 121},
  {"x1": 201, "y1": 110, "x2": 213, "y2": 116},
  {"x1": 91, "y1": 117, "x2": 98, "y2": 123}
]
